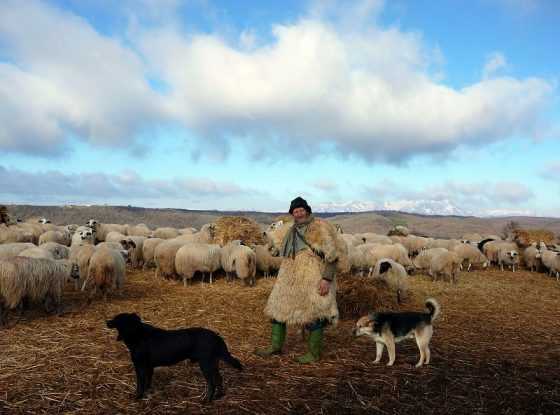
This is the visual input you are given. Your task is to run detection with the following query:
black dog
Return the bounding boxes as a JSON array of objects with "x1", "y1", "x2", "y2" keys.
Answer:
[{"x1": 106, "y1": 313, "x2": 243, "y2": 402}]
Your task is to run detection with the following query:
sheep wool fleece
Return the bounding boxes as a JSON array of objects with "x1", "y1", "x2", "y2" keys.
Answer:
[{"x1": 264, "y1": 217, "x2": 344, "y2": 326}]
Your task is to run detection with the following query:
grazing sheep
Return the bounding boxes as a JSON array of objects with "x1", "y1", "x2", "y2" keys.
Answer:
[
  {"x1": 362, "y1": 243, "x2": 413, "y2": 276},
  {"x1": 105, "y1": 231, "x2": 127, "y2": 244},
  {"x1": 429, "y1": 250, "x2": 462, "y2": 283},
  {"x1": 153, "y1": 227, "x2": 181, "y2": 240},
  {"x1": 39, "y1": 230, "x2": 71, "y2": 246},
  {"x1": 539, "y1": 248, "x2": 560, "y2": 280},
  {"x1": 428, "y1": 239, "x2": 461, "y2": 251},
  {"x1": 400, "y1": 235, "x2": 433, "y2": 257},
  {"x1": 14, "y1": 223, "x2": 44, "y2": 243},
  {"x1": 254, "y1": 245, "x2": 283, "y2": 278},
  {"x1": 0, "y1": 243, "x2": 36, "y2": 259},
  {"x1": 39, "y1": 242, "x2": 69, "y2": 260},
  {"x1": 0, "y1": 257, "x2": 79, "y2": 324},
  {"x1": 348, "y1": 245, "x2": 368, "y2": 275},
  {"x1": 523, "y1": 245, "x2": 542, "y2": 272},
  {"x1": 498, "y1": 248, "x2": 520, "y2": 272},
  {"x1": 221, "y1": 242, "x2": 257, "y2": 286},
  {"x1": 85, "y1": 248, "x2": 126, "y2": 300},
  {"x1": 18, "y1": 247, "x2": 55, "y2": 259},
  {"x1": 483, "y1": 241, "x2": 517, "y2": 265},
  {"x1": 452, "y1": 244, "x2": 489, "y2": 271},
  {"x1": 412, "y1": 248, "x2": 449, "y2": 274},
  {"x1": 69, "y1": 244, "x2": 97, "y2": 290},
  {"x1": 142, "y1": 238, "x2": 164, "y2": 269},
  {"x1": 357, "y1": 233, "x2": 393, "y2": 245},
  {"x1": 154, "y1": 239, "x2": 191, "y2": 279},
  {"x1": 87, "y1": 220, "x2": 127, "y2": 242},
  {"x1": 371, "y1": 258, "x2": 409, "y2": 303},
  {"x1": 71, "y1": 227, "x2": 95, "y2": 247},
  {"x1": 0, "y1": 225, "x2": 35, "y2": 244},
  {"x1": 175, "y1": 243, "x2": 222, "y2": 285},
  {"x1": 126, "y1": 224, "x2": 152, "y2": 238},
  {"x1": 121, "y1": 236, "x2": 145, "y2": 268}
]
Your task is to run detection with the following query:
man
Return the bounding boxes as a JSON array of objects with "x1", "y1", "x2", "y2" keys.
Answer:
[{"x1": 255, "y1": 197, "x2": 347, "y2": 363}]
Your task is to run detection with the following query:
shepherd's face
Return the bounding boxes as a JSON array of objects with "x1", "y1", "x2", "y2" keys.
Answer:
[{"x1": 292, "y1": 207, "x2": 308, "y2": 224}]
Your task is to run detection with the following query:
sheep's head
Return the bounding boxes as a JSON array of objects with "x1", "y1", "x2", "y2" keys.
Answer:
[
  {"x1": 86, "y1": 219, "x2": 98, "y2": 229},
  {"x1": 38, "y1": 218, "x2": 51, "y2": 224},
  {"x1": 69, "y1": 263, "x2": 80, "y2": 280}
]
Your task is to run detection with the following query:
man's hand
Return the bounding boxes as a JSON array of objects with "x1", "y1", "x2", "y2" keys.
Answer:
[{"x1": 318, "y1": 279, "x2": 331, "y2": 296}]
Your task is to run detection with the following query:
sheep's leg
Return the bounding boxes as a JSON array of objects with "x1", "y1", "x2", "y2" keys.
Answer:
[
  {"x1": 500, "y1": 263, "x2": 504, "y2": 272},
  {"x1": 467, "y1": 262, "x2": 472, "y2": 272},
  {"x1": 210, "y1": 272, "x2": 213, "y2": 284}
]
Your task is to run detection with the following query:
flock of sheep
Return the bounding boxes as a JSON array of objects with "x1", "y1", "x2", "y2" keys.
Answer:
[{"x1": 0, "y1": 216, "x2": 559, "y2": 326}]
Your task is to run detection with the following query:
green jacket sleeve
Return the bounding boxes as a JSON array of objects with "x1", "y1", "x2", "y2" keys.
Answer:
[{"x1": 322, "y1": 260, "x2": 337, "y2": 282}]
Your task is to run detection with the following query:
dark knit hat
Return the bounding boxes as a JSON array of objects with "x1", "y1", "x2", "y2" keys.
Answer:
[{"x1": 289, "y1": 196, "x2": 312, "y2": 214}]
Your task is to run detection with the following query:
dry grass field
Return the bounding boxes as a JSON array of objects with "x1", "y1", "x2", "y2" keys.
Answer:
[{"x1": 1, "y1": 266, "x2": 559, "y2": 415}]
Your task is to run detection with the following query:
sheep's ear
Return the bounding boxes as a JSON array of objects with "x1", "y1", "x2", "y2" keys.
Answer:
[
  {"x1": 129, "y1": 240, "x2": 136, "y2": 249},
  {"x1": 120, "y1": 240, "x2": 128, "y2": 248}
]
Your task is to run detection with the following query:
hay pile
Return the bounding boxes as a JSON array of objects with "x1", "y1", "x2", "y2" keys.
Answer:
[
  {"x1": 513, "y1": 228, "x2": 555, "y2": 246},
  {"x1": 336, "y1": 275, "x2": 404, "y2": 319},
  {"x1": 213, "y1": 216, "x2": 266, "y2": 246},
  {"x1": 273, "y1": 214, "x2": 293, "y2": 224},
  {"x1": 0, "y1": 205, "x2": 9, "y2": 225}
]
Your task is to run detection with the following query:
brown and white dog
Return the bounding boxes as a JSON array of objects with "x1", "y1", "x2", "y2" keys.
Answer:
[{"x1": 353, "y1": 298, "x2": 440, "y2": 367}]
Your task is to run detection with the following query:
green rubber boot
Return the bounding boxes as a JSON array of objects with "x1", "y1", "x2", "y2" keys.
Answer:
[
  {"x1": 254, "y1": 321, "x2": 286, "y2": 357},
  {"x1": 295, "y1": 326, "x2": 323, "y2": 364}
]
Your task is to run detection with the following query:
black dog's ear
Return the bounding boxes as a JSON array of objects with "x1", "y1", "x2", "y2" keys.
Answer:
[{"x1": 131, "y1": 313, "x2": 142, "y2": 322}]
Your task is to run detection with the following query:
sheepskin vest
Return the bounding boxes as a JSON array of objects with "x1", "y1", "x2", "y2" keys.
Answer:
[{"x1": 264, "y1": 218, "x2": 347, "y2": 326}]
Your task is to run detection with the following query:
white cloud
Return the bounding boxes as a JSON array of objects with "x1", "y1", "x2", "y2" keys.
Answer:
[
  {"x1": 0, "y1": 0, "x2": 555, "y2": 164},
  {"x1": 483, "y1": 52, "x2": 508, "y2": 78}
]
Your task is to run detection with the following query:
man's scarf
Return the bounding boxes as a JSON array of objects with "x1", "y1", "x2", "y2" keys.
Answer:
[{"x1": 281, "y1": 215, "x2": 315, "y2": 259}]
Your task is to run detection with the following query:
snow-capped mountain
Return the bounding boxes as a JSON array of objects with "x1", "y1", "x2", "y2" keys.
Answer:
[{"x1": 315, "y1": 199, "x2": 472, "y2": 216}]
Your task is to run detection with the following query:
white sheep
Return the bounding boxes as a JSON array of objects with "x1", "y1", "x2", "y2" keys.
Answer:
[
  {"x1": 87, "y1": 220, "x2": 127, "y2": 242},
  {"x1": 153, "y1": 227, "x2": 181, "y2": 240},
  {"x1": 357, "y1": 233, "x2": 393, "y2": 245},
  {"x1": 38, "y1": 230, "x2": 71, "y2": 246},
  {"x1": 255, "y1": 244, "x2": 283, "y2": 278},
  {"x1": 400, "y1": 235, "x2": 433, "y2": 257},
  {"x1": 0, "y1": 225, "x2": 35, "y2": 244},
  {"x1": 154, "y1": 239, "x2": 191, "y2": 279},
  {"x1": 71, "y1": 227, "x2": 95, "y2": 247},
  {"x1": 126, "y1": 224, "x2": 152, "y2": 238},
  {"x1": 18, "y1": 247, "x2": 55, "y2": 259},
  {"x1": 497, "y1": 247, "x2": 520, "y2": 272},
  {"x1": 175, "y1": 243, "x2": 222, "y2": 285},
  {"x1": 452, "y1": 243, "x2": 489, "y2": 271},
  {"x1": 0, "y1": 243, "x2": 36, "y2": 259},
  {"x1": 482, "y1": 241, "x2": 517, "y2": 265},
  {"x1": 539, "y1": 248, "x2": 560, "y2": 280},
  {"x1": 0, "y1": 257, "x2": 79, "y2": 324},
  {"x1": 523, "y1": 245, "x2": 542, "y2": 272},
  {"x1": 371, "y1": 258, "x2": 409, "y2": 303},
  {"x1": 428, "y1": 239, "x2": 461, "y2": 251},
  {"x1": 40, "y1": 242, "x2": 70, "y2": 260},
  {"x1": 105, "y1": 231, "x2": 127, "y2": 244},
  {"x1": 221, "y1": 242, "x2": 257, "y2": 286},
  {"x1": 429, "y1": 250, "x2": 462, "y2": 283},
  {"x1": 121, "y1": 236, "x2": 146, "y2": 268},
  {"x1": 142, "y1": 237, "x2": 164, "y2": 269},
  {"x1": 84, "y1": 248, "x2": 126, "y2": 300},
  {"x1": 412, "y1": 248, "x2": 449, "y2": 274},
  {"x1": 69, "y1": 244, "x2": 97, "y2": 290},
  {"x1": 362, "y1": 243, "x2": 413, "y2": 277}
]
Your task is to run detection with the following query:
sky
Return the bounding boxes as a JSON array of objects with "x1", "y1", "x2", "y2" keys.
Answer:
[{"x1": 1, "y1": 0, "x2": 559, "y2": 216}]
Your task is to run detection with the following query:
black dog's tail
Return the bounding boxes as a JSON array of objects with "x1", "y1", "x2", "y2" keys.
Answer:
[
  {"x1": 425, "y1": 298, "x2": 441, "y2": 323},
  {"x1": 221, "y1": 351, "x2": 243, "y2": 370},
  {"x1": 477, "y1": 238, "x2": 495, "y2": 253}
]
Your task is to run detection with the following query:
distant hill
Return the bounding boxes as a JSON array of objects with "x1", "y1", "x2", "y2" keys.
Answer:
[{"x1": 4, "y1": 204, "x2": 560, "y2": 239}]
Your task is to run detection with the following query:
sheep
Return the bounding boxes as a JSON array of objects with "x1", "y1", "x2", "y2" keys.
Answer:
[
  {"x1": 71, "y1": 227, "x2": 95, "y2": 247},
  {"x1": 153, "y1": 227, "x2": 180, "y2": 240},
  {"x1": 341, "y1": 234, "x2": 361, "y2": 249},
  {"x1": 452, "y1": 244, "x2": 489, "y2": 271},
  {"x1": 154, "y1": 239, "x2": 191, "y2": 279},
  {"x1": 0, "y1": 225, "x2": 35, "y2": 244},
  {"x1": 482, "y1": 241, "x2": 517, "y2": 265},
  {"x1": 461, "y1": 233, "x2": 482, "y2": 242},
  {"x1": 0, "y1": 257, "x2": 79, "y2": 324},
  {"x1": 175, "y1": 243, "x2": 222, "y2": 286},
  {"x1": 428, "y1": 239, "x2": 461, "y2": 251},
  {"x1": 400, "y1": 235, "x2": 432, "y2": 257},
  {"x1": 69, "y1": 244, "x2": 97, "y2": 290},
  {"x1": 348, "y1": 245, "x2": 368, "y2": 275},
  {"x1": 254, "y1": 244, "x2": 283, "y2": 278},
  {"x1": 361, "y1": 243, "x2": 413, "y2": 277},
  {"x1": 126, "y1": 224, "x2": 152, "y2": 238},
  {"x1": 174, "y1": 224, "x2": 215, "y2": 245},
  {"x1": 39, "y1": 230, "x2": 71, "y2": 246},
  {"x1": 84, "y1": 248, "x2": 126, "y2": 300},
  {"x1": 0, "y1": 243, "x2": 36, "y2": 259},
  {"x1": 221, "y1": 241, "x2": 257, "y2": 286},
  {"x1": 18, "y1": 247, "x2": 55, "y2": 259},
  {"x1": 179, "y1": 227, "x2": 198, "y2": 235},
  {"x1": 429, "y1": 250, "x2": 462, "y2": 283},
  {"x1": 497, "y1": 247, "x2": 520, "y2": 272},
  {"x1": 357, "y1": 233, "x2": 393, "y2": 245},
  {"x1": 105, "y1": 231, "x2": 127, "y2": 244},
  {"x1": 38, "y1": 217, "x2": 51, "y2": 224},
  {"x1": 539, "y1": 248, "x2": 560, "y2": 280},
  {"x1": 87, "y1": 220, "x2": 127, "y2": 242},
  {"x1": 523, "y1": 245, "x2": 542, "y2": 272},
  {"x1": 142, "y1": 238, "x2": 164, "y2": 269},
  {"x1": 39, "y1": 242, "x2": 69, "y2": 260},
  {"x1": 412, "y1": 248, "x2": 449, "y2": 274},
  {"x1": 122, "y1": 236, "x2": 146, "y2": 268},
  {"x1": 371, "y1": 258, "x2": 408, "y2": 304}
]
